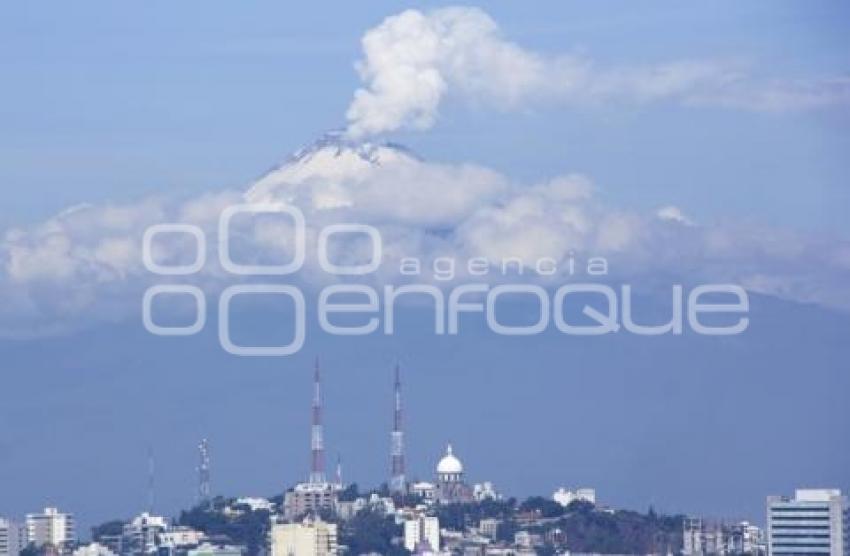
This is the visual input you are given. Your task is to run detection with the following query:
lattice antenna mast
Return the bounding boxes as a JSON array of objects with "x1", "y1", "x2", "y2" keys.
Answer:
[
  {"x1": 147, "y1": 447, "x2": 155, "y2": 513},
  {"x1": 335, "y1": 454, "x2": 343, "y2": 488},
  {"x1": 390, "y1": 363, "x2": 406, "y2": 493},
  {"x1": 309, "y1": 357, "x2": 326, "y2": 484},
  {"x1": 198, "y1": 438, "x2": 211, "y2": 504}
]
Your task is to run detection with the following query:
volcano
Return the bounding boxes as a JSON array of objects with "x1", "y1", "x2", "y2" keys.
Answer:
[{"x1": 245, "y1": 131, "x2": 421, "y2": 207}]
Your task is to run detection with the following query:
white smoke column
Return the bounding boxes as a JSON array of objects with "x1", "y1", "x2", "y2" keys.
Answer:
[
  {"x1": 341, "y1": 6, "x2": 728, "y2": 138},
  {"x1": 344, "y1": 6, "x2": 849, "y2": 138},
  {"x1": 345, "y1": 7, "x2": 546, "y2": 138}
]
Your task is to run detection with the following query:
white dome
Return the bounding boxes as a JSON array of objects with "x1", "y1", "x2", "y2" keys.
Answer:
[{"x1": 436, "y1": 444, "x2": 463, "y2": 475}]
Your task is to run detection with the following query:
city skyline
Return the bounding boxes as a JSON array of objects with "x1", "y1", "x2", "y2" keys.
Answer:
[
  {"x1": 1, "y1": 358, "x2": 842, "y2": 531},
  {"x1": 1, "y1": 1, "x2": 848, "y2": 542}
]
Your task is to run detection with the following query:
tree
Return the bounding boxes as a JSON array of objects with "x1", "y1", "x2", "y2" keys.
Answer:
[
  {"x1": 338, "y1": 483, "x2": 360, "y2": 502},
  {"x1": 91, "y1": 520, "x2": 125, "y2": 542},
  {"x1": 340, "y1": 509, "x2": 405, "y2": 555},
  {"x1": 20, "y1": 543, "x2": 40, "y2": 556},
  {"x1": 178, "y1": 503, "x2": 271, "y2": 556},
  {"x1": 519, "y1": 496, "x2": 565, "y2": 518}
]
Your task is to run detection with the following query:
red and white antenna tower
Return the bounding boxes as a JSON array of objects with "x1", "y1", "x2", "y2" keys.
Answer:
[
  {"x1": 309, "y1": 357, "x2": 326, "y2": 484},
  {"x1": 390, "y1": 363, "x2": 406, "y2": 493}
]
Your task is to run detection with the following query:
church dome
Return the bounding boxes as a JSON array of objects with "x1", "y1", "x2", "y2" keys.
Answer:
[{"x1": 436, "y1": 444, "x2": 463, "y2": 475}]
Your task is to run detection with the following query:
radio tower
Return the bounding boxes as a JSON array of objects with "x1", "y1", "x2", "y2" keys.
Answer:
[
  {"x1": 147, "y1": 447, "x2": 155, "y2": 513},
  {"x1": 198, "y1": 438, "x2": 211, "y2": 504},
  {"x1": 335, "y1": 454, "x2": 343, "y2": 489},
  {"x1": 309, "y1": 357, "x2": 326, "y2": 484},
  {"x1": 390, "y1": 363, "x2": 406, "y2": 494}
]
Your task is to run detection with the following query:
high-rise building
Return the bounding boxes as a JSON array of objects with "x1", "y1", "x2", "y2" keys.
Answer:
[
  {"x1": 269, "y1": 517, "x2": 337, "y2": 556},
  {"x1": 26, "y1": 507, "x2": 76, "y2": 548},
  {"x1": 390, "y1": 364, "x2": 406, "y2": 494},
  {"x1": 0, "y1": 518, "x2": 26, "y2": 556},
  {"x1": 767, "y1": 489, "x2": 846, "y2": 556},
  {"x1": 404, "y1": 516, "x2": 440, "y2": 553}
]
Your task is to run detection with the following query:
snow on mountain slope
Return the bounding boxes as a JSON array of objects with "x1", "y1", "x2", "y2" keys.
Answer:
[
  {"x1": 244, "y1": 130, "x2": 507, "y2": 227},
  {"x1": 246, "y1": 131, "x2": 421, "y2": 209}
]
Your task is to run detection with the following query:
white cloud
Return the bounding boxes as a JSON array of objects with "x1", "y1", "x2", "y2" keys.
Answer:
[
  {"x1": 345, "y1": 6, "x2": 850, "y2": 137},
  {"x1": 656, "y1": 205, "x2": 693, "y2": 226},
  {"x1": 2, "y1": 134, "x2": 848, "y2": 339}
]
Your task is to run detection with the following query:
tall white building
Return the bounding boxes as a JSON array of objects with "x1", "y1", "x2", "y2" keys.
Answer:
[
  {"x1": 767, "y1": 489, "x2": 846, "y2": 556},
  {"x1": 404, "y1": 516, "x2": 440, "y2": 553},
  {"x1": 26, "y1": 507, "x2": 76, "y2": 548},
  {"x1": 1, "y1": 518, "x2": 26, "y2": 556}
]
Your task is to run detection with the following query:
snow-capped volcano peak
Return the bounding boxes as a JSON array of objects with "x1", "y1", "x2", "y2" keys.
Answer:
[{"x1": 245, "y1": 131, "x2": 420, "y2": 206}]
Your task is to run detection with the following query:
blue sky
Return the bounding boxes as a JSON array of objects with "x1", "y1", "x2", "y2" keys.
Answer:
[{"x1": 0, "y1": 0, "x2": 849, "y2": 532}]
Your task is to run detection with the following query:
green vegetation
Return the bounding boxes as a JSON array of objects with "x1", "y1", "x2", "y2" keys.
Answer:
[
  {"x1": 339, "y1": 508, "x2": 407, "y2": 555},
  {"x1": 540, "y1": 500, "x2": 683, "y2": 554},
  {"x1": 520, "y1": 496, "x2": 566, "y2": 518},
  {"x1": 434, "y1": 498, "x2": 517, "y2": 532},
  {"x1": 178, "y1": 497, "x2": 270, "y2": 556},
  {"x1": 337, "y1": 483, "x2": 360, "y2": 502},
  {"x1": 433, "y1": 497, "x2": 682, "y2": 553}
]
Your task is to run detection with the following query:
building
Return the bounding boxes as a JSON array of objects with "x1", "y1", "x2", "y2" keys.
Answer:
[
  {"x1": 283, "y1": 483, "x2": 337, "y2": 520},
  {"x1": 683, "y1": 517, "x2": 706, "y2": 555},
  {"x1": 1, "y1": 518, "x2": 26, "y2": 556},
  {"x1": 684, "y1": 517, "x2": 764, "y2": 556},
  {"x1": 72, "y1": 544, "x2": 117, "y2": 556},
  {"x1": 26, "y1": 507, "x2": 76, "y2": 548},
  {"x1": 158, "y1": 526, "x2": 206, "y2": 551},
  {"x1": 730, "y1": 521, "x2": 764, "y2": 555},
  {"x1": 768, "y1": 489, "x2": 846, "y2": 556},
  {"x1": 404, "y1": 516, "x2": 440, "y2": 552},
  {"x1": 233, "y1": 498, "x2": 275, "y2": 513},
  {"x1": 335, "y1": 498, "x2": 367, "y2": 521},
  {"x1": 269, "y1": 517, "x2": 337, "y2": 556},
  {"x1": 95, "y1": 534, "x2": 123, "y2": 556},
  {"x1": 515, "y1": 530, "x2": 543, "y2": 550},
  {"x1": 186, "y1": 544, "x2": 243, "y2": 556},
  {"x1": 411, "y1": 482, "x2": 436, "y2": 502},
  {"x1": 478, "y1": 518, "x2": 500, "y2": 541},
  {"x1": 553, "y1": 487, "x2": 596, "y2": 507},
  {"x1": 473, "y1": 482, "x2": 501, "y2": 502},
  {"x1": 435, "y1": 445, "x2": 473, "y2": 503},
  {"x1": 121, "y1": 513, "x2": 168, "y2": 556}
]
